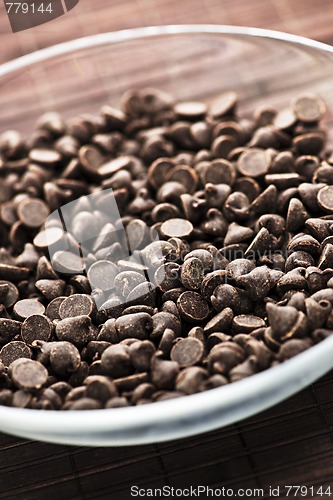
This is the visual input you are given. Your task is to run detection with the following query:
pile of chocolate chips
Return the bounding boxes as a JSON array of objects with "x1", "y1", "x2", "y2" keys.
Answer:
[{"x1": 0, "y1": 88, "x2": 332, "y2": 410}]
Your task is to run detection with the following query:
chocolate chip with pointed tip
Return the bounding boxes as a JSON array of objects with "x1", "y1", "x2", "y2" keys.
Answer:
[
  {"x1": 305, "y1": 218, "x2": 333, "y2": 241},
  {"x1": 224, "y1": 222, "x2": 254, "y2": 246},
  {"x1": 35, "y1": 279, "x2": 66, "y2": 301},
  {"x1": 208, "y1": 343, "x2": 245, "y2": 375},
  {"x1": 245, "y1": 227, "x2": 271, "y2": 258},
  {"x1": 236, "y1": 266, "x2": 272, "y2": 301},
  {"x1": 149, "y1": 312, "x2": 181, "y2": 341},
  {"x1": 229, "y1": 356, "x2": 258, "y2": 382},
  {"x1": 286, "y1": 198, "x2": 309, "y2": 232},
  {"x1": 55, "y1": 316, "x2": 91, "y2": 348},
  {"x1": 211, "y1": 284, "x2": 241, "y2": 313},
  {"x1": 285, "y1": 251, "x2": 314, "y2": 273},
  {"x1": 151, "y1": 354, "x2": 179, "y2": 390},
  {"x1": 250, "y1": 185, "x2": 277, "y2": 216},
  {"x1": 204, "y1": 308, "x2": 233, "y2": 335},
  {"x1": 287, "y1": 234, "x2": 321, "y2": 255},
  {"x1": 277, "y1": 338, "x2": 313, "y2": 361},
  {"x1": 175, "y1": 366, "x2": 208, "y2": 394},
  {"x1": 209, "y1": 91, "x2": 237, "y2": 119}
]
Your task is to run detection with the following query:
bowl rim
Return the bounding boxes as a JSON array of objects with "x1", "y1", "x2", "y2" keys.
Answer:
[
  {"x1": 0, "y1": 24, "x2": 333, "y2": 441},
  {"x1": 1, "y1": 24, "x2": 333, "y2": 78}
]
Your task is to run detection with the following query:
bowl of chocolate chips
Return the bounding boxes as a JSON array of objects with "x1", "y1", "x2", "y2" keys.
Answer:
[{"x1": 1, "y1": 25, "x2": 333, "y2": 446}]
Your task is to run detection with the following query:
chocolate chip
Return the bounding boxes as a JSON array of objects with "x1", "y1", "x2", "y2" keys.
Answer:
[
  {"x1": 9, "y1": 358, "x2": 48, "y2": 390},
  {"x1": 105, "y1": 396, "x2": 130, "y2": 408},
  {"x1": 59, "y1": 294, "x2": 95, "y2": 319},
  {"x1": 22, "y1": 315, "x2": 53, "y2": 344},
  {"x1": 17, "y1": 198, "x2": 50, "y2": 229},
  {"x1": 101, "y1": 344, "x2": 132, "y2": 378},
  {"x1": 232, "y1": 314, "x2": 266, "y2": 333},
  {"x1": 45, "y1": 297, "x2": 66, "y2": 321},
  {"x1": 0, "y1": 318, "x2": 21, "y2": 345},
  {"x1": 209, "y1": 92, "x2": 237, "y2": 119},
  {"x1": 177, "y1": 291, "x2": 210, "y2": 323},
  {"x1": 151, "y1": 355, "x2": 179, "y2": 390},
  {"x1": 266, "y1": 303, "x2": 308, "y2": 342},
  {"x1": 84, "y1": 375, "x2": 117, "y2": 403},
  {"x1": 0, "y1": 341, "x2": 32, "y2": 367},
  {"x1": 292, "y1": 94, "x2": 326, "y2": 123},
  {"x1": 35, "y1": 279, "x2": 67, "y2": 301},
  {"x1": 115, "y1": 313, "x2": 153, "y2": 341},
  {"x1": 0, "y1": 280, "x2": 19, "y2": 308},
  {"x1": 236, "y1": 266, "x2": 272, "y2": 301},
  {"x1": 50, "y1": 251, "x2": 84, "y2": 275},
  {"x1": 285, "y1": 198, "x2": 308, "y2": 232},
  {"x1": 48, "y1": 381, "x2": 71, "y2": 400},
  {"x1": 114, "y1": 372, "x2": 149, "y2": 392},
  {"x1": 170, "y1": 337, "x2": 204, "y2": 367},
  {"x1": 204, "y1": 308, "x2": 233, "y2": 335},
  {"x1": 174, "y1": 101, "x2": 207, "y2": 120},
  {"x1": 33, "y1": 227, "x2": 64, "y2": 250},
  {"x1": 229, "y1": 356, "x2": 257, "y2": 382},
  {"x1": 49, "y1": 342, "x2": 81, "y2": 377},
  {"x1": 273, "y1": 108, "x2": 296, "y2": 131},
  {"x1": 190, "y1": 121, "x2": 212, "y2": 148},
  {"x1": 147, "y1": 158, "x2": 175, "y2": 189},
  {"x1": 87, "y1": 260, "x2": 118, "y2": 291},
  {"x1": 151, "y1": 311, "x2": 181, "y2": 339},
  {"x1": 55, "y1": 316, "x2": 91, "y2": 348},
  {"x1": 159, "y1": 217, "x2": 193, "y2": 239},
  {"x1": 13, "y1": 299, "x2": 45, "y2": 320},
  {"x1": 250, "y1": 185, "x2": 277, "y2": 216},
  {"x1": 29, "y1": 148, "x2": 62, "y2": 166},
  {"x1": 203, "y1": 159, "x2": 236, "y2": 186},
  {"x1": 68, "y1": 398, "x2": 103, "y2": 410},
  {"x1": 317, "y1": 185, "x2": 333, "y2": 213},
  {"x1": 211, "y1": 284, "x2": 241, "y2": 312},
  {"x1": 201, "y1": 270, "x2": 230, "y2": 300},
  {"x1": 0, "y1": 264, "x2": 29, "y2": 282},
  {"x1": 293, "y1": 132, "x2": 324, "y2": 155},
  {"x1": 180, "y1": 257, "x2": 204, "y2": 291},
  {"x1": 158, "y1": 328, "x2": 176, "y2": 357},
  {"x1": 237, "y1": 148, "x2": 270, "y2": 177},
  {"x1": 277, "y1": 338, "x2": 313, "y2": 361},
  {"x1": 287, "y1": 233, "x2": 321, "y2": 255},
  {"x1": 128, "y1": 340, "x2": 155, "y2": 372},
  {"x1": 12, "y1": 390, "x2": 32, "y2": 408},
  {"x1": 175, "y1": 366, "x2": 208, "y2": 394},
  {"x1": 224, "y1": 222, "x2": 254, "y2": 246},
  {"x1": 223, "y1": 191, "x2": 250, "y2": 222}
]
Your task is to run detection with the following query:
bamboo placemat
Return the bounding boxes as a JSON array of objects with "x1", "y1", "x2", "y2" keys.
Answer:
[
  {"x1": 1, "y1": 370, "x2": 333, "y2": 499},
  {"x1": 0, "y1": 1, "x2": 333, "y2": 498}
]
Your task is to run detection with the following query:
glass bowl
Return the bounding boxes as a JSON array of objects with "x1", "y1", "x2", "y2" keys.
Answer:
[{"x1": 1, "y1": 25, "x2": 333, "y2": 446}]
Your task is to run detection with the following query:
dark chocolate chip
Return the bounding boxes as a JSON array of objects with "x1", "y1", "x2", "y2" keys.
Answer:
[
  {"x1": 0, "y1": 341, "x2": 32, "y2": 367},
  {"x1": 170, "y1": 337, "x2": 204, "y2": 367},
  {"x1": 177, "y1": 291, "x2": 210, "y2": 323},
  {"x1": 9, "y1": 358, "x2": 48, "y2": 390}
]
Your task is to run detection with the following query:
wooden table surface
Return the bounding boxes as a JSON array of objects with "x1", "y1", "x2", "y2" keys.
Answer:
[
  {"x1": 1, "y1": 0, "x2": 333, "y2": 65},
  {"x1": 1, "y1": 1, "x2": 333, "y2": 499}
]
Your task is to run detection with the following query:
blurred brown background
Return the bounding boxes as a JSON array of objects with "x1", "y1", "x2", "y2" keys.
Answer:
[
  {"x1": 1, "y1": 0, "x2": 333, "y2": 65},
  {"x1": 1, "y1": 2, "x2": 333, "y2": 499}
]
